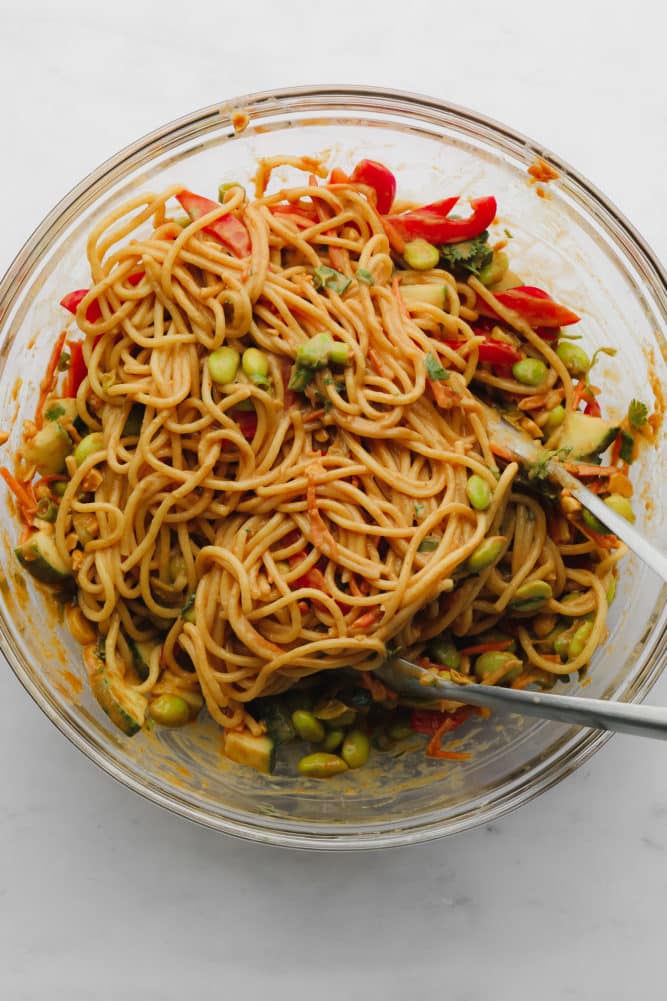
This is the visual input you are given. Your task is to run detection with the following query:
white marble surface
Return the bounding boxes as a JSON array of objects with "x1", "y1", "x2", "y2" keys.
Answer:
[{"x1": 1, "y1": 1, "x2": 666, "y2": 998}]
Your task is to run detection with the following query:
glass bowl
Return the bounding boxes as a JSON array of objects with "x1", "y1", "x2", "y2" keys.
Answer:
[{"x1": 0, "y1": 86, "x2": 665, "y2": 850}]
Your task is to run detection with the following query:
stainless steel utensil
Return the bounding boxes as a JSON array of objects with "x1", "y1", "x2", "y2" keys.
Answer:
[
  {"x1": 376, "y1": 657, "x2": 667, "y2": 740},
  {"x1": 487, "y1": 410, "x2": 667, "y2": 582}
]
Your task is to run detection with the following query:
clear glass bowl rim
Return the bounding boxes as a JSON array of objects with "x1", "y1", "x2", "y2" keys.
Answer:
[{"x1": 0, "y1": 84, "x2": 665, "y2": 850}]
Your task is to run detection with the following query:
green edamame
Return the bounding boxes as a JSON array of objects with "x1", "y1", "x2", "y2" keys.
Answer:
[
  {"x1": 466, "y1": 474, "x2": 492, "y2": 511},
  {"x1": 297, "y1": 752, "x2": 348, "y2": 778},
  {"x1": 556, "y1": 341, "x2": 590, "y2": 377},
  {"x1": 467, "y1": 536, "x2": 506, "y2": 573},
  {"x1": 208, "y1": 346, "x2": 240, "y2": 384},
  {"x1": 291, "y1": 709, "x2": 325, "y2": 743},
  {"x1": 149, "y1": 694, "x2": 191, "y2": 727},
  {"x1": 509, "y1": 580, "x2": 553, "y2": 612},
  {"x1": 474, "y1": 650, "x2": 522, "y2": 681},
  {"x1": 512, "y1": 358, "x2": 548, "y2": 386},
  {"x1": 341, "y1": 730, "x2": 370, "y2": 769}
]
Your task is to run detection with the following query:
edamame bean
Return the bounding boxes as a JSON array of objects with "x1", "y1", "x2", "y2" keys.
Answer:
[
  {"x1": 543, "y1": 404, "x2": 565, "y2": 432},
  {"x1": 427, "y1": 632, "x2": 461, "y2": 669},
  {"x1": 291, "y1": 710, "x2": 325, "y2": 743},
  {"x1": 322, "y1": 729, "x2": 345, "y2": 752},
  {"x1": 509, "y1": 580, "x2": 553, "y2": 612},
  {"x1": 466, "y1": 474, "x2": 492, "y2": 511},
  {"x1": 74, "y1": 433, "x2": 104, "y2": 466},
  {"x1": 512, "y1": 358, "x2": 548, "y2": 386},
  {"x1": 604, "y1": 494, "x2": 635, "y2": 523},
  {"x1": 341, "y1": 730, "x2": 370, "y2": 769},
  {"x1": 149, "y1": 694, "x2": 191, "y2": 727},
  {"x1": 467, "y1": 536, "x2": 506, "y2": 573},
  {"x1": 556, "y1": 342, "x2": 590, "y2": 377},
  {"x1": 297, "y1": 752, "x2": 348, "y2": 777},
  {"x1": 474, "y1": 650, "x2": 522, "y2": 681},
  {"x1": 403, "y1": 238, "x2": 440, "y2": 271},
  {"x1": 242, "y1": 347, "x2": 270, "y2": 384},
  {"x1": 208, "y1": 346, "x2": 240, "y2": 384}
]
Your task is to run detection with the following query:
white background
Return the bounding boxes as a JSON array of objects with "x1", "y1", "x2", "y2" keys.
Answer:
[{"x1": 1, "y1": 1, "x2": 666, "y2": 998}]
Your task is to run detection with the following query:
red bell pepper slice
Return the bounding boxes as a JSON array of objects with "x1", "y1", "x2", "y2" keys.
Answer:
[
  {"x1": 478, "y1": 285, "x2": 580, "y2": 328},
  {"x1": 386, "y1": 195, "x2": 496, "y2": 245},
  {"x1": 176, "y1": 190, "x2": 251, "y2": 258},
  {"x1": 410, "y1": 706, "x2": 471, "y2": 735},
  {"x1": 62, "y1": 341, "x2": 87, "y2": 397},
  {"x1": 236, "y1": 411, "x2": 258, "y2": 440},
  {"x1": 350, "y1": 159, "x2": 396, "y2": 214},
  {"x1": 477, "y1": 338, "x2": 522, "y2": 368},
  {"x1": 60, "y1": 289, "x2": 102, "y2": 324}
]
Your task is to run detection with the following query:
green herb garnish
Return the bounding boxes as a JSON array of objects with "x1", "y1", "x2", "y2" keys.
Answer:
[{"x1": 425, "y1": 351, "x2": 450, "y2": 381}]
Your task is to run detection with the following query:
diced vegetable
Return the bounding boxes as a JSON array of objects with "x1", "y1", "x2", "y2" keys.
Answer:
[
  {"x1": 253, "y1": 698, "x2": 297, "y2": 744},
  {"x1": 44, "y1": 398, "x2": 78, "y2": 425},
  {"x1": 558, "y1": 411, "x2": 619, "y2": 459},
  {"x1": 23, "y1": 421, "x2": 73, "y2": 475},
  {"x1": 313, "y1": 265, "x2": 351, "y2": 295},
  {"x1": 224, "y1": 730, "x2": 276, "y2": 774},
  {"x1": 477, "y1": 338, "x2": 522, "y2": 368},
  {"x1": 425, "y1": 352, "x2": 449, "y2": 381},
  {"x1": 466, "y1": 474, "x2": 492, "y2": 511},
  {"x1": 74, "y1": 432, "x2": 104, "y2": 466},
  {"x1": 478, "y1": 250, "x2": 510, "y2": 287},
  {"x1": 291, "y1": 709, "x2": 325, "y2": 743},
  {"x1": 62, "y1": 341, "x2": 87, "y2": 397},
  {"x1": 508, "y1": 580, "x2": 552, "y2": 612},
  {"x1": 15, "y1": 530, "x2": 72, "y2": 585},
  {"x1": 604, "y1": 494, "x2": 635, "y2": 523},
  {"x1": 399, "y1": 284, "x2": 447, "y2": 309},
  {"x1": 129, "y1": 638, "x2": 161, "y2": 682},
  {"x1": 83, "y1": 644, "x2": 147, "y2": 737}
]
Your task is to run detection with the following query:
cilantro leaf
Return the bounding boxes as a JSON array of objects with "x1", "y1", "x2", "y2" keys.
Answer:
[
  {"x1": 438, "y1": 231, "x2": 493, "y2": 278},
  {"x1": 425, "y1": 351, "x2": 449, "y2": 381}
]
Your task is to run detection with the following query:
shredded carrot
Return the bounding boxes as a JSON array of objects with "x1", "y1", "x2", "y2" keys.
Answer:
[
  {"x1": 382, "y1": 217, "x2": 405, "y2": 255},
  {"x1": 34, "y1": 329, "x2": 67, "y2": 430},
  {"x1": 352, "y1": 608, "x2": 380, "y2": 630},
  {"x1": 425, "y1": 708, "x2": 474, "y2": 758},
  {"x1": 511, "y1": 672, "x2": 543, "y2": 690},
  {"x1": 0, "y1": 466, "x2": 37, "y2": 523},
  {"x1": 490, "y1": 441, "x2": 515, "y2": 462},
  {"x1": 564, "y1": 462, "x2": 617, "y2": 478},
  {"x1": 429, "y1": 378, "x2": 460, "y2": 409},
  {"x1": 391, "y1": 275, "x2": 410, "y2": 319},
  {"x1": 458, "y1": 639, "x2": 514, "y2": 656},
  {"x1": 368, "y1": 347, "x2": 391, "y2": 379},
  {"x1": 306, "y1": 464, "x2": 338, "y2": 558},
  {"x1": 359, "y1": 672, "x2": 393, "y2": 702}
]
